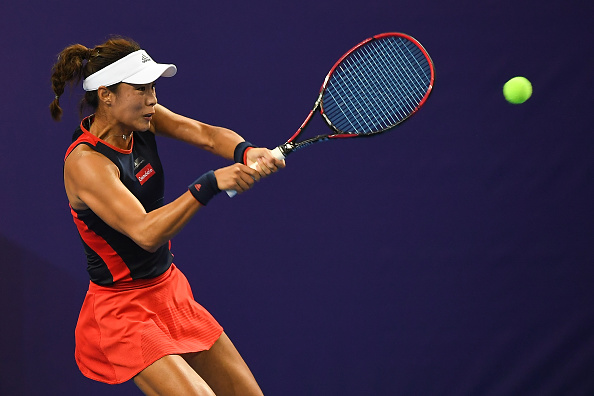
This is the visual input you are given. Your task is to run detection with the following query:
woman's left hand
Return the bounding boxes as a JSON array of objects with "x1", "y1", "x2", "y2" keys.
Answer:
[{"x1": 245, "y1": 147, "x2": 286, "y2": 176}]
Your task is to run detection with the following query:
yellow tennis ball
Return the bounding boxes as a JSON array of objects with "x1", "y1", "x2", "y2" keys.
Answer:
[{"x1": 503, "y1": 76, "x2": 532, "y2": 104}]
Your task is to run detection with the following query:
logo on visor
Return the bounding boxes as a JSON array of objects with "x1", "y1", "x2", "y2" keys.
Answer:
[
  {"x1": 141, "y1": 54, "x2": 151, "y2": 63},
  {"x1": 136, "y1": 163, "x2": 156, "y2": 185}
]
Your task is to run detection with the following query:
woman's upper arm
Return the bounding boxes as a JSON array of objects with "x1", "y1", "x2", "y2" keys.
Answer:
[
  {"x1": 64, "y1": 148, "x2": 149, "y2": 242},
  {"x1": 150, "y1": 104, "x2": 243, "y2": 157},
  {"x1": 151, "y1": 104, "x2": 211, "y2": 147}
]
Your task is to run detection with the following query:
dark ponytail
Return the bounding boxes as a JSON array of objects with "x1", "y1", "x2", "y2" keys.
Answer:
[{"x1": 49, "y1": 36, "x2": 141, "y2": 121}]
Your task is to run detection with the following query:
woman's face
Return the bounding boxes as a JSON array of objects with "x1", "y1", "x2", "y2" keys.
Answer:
[{"x1": 109, "y1": 82, "x2": 157, "y2": 132}]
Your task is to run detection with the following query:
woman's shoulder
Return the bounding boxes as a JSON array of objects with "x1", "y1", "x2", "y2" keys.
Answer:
[{"x1": 65, "y1": 144, "x2": 118, "y2": 177}]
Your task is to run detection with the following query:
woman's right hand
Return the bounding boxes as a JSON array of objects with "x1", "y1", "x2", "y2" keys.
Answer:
[{"x1": 213, "y1": 163, "x2": 261, "y2": 194}]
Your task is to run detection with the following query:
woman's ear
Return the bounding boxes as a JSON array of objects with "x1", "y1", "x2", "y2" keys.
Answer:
[{"x1": 97, "y1": 86, "x2": 112, "y2": 106}]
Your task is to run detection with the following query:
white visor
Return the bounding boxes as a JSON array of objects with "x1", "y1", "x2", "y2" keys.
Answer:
[{"x1": 82, "y1": 50, "x2": 177, "y2": 91}]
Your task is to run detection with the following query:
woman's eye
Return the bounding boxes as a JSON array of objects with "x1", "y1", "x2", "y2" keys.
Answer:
[{"x1": 136, "y1": 84, "x2": 155, "y2": 92}]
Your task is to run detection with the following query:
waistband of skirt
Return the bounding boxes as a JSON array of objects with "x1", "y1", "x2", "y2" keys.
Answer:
[{"x1": 88, "y1": 264, "x2": 175, "y2": 293}]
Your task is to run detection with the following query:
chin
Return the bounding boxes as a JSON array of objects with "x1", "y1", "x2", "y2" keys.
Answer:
[{"x1": 135, "y1": 120, "x2": 151, "y2": 132}]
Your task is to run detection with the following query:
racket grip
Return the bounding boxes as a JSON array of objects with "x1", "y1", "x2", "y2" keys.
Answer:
[{"x1": 225, "y1": 147, "x2": 286, "y2": 197}]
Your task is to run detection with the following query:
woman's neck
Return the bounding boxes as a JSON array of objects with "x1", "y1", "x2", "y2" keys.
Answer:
[{"x1": 88, "y1": 113, "x2": 133, "y2": 149}]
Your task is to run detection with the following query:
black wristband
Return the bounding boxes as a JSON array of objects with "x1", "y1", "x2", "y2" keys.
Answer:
[
  {"x1": 188, "y1": 171, "x2": 221, "y2": 206},
  {"x1": 233, "y1": 141, "x2": 255, "y2": 164}
]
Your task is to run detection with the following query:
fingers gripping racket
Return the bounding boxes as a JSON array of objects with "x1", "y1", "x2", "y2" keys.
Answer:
[{"x1": 226, "y1": 32, "x2": 434, "y2": 197}]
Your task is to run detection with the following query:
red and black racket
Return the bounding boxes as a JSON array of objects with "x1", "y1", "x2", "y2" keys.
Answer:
[{"x1": 227, "y1": 32, "x2": 434, "y2": 196}]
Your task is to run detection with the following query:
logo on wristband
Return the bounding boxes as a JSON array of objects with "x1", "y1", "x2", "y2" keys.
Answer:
[{"x1": 136, "y1": 163, "x2": 156, "y2": 185}]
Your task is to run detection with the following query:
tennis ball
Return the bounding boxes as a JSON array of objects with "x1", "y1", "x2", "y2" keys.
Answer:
[{"x1": 503, "y1": 76, "x2": 532, "y2": 104}]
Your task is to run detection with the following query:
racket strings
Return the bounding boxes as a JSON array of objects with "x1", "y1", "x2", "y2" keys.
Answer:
[
  {"x1": 336, "y1": 38, "x2": 428, "y2": 130},
  {"x1": 339, "y1": 42, "x2": 414, "y2": 127},
  {"x1": 336, "y1": 54, "x2": 400, "y2": 132},
  {"x1": 352, "y1": 46, "x2": 408, "y2": 126},
  {"x1": 381, "y1": 40, "x2": 432, "y2": 108},
  {"x1": 362, "y1": 38, "x2": 430, "y2": 121},
  {"x1": 373, "y1": 41, "x2": 424, "y2": 114},
  {"x1": 322, "y1": 36, "x2": 432, "y2": 134}
]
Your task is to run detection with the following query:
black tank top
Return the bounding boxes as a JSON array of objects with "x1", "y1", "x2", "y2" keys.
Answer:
[{"x1": 65, "y1": 116, "x2": 173, "y2": 285}]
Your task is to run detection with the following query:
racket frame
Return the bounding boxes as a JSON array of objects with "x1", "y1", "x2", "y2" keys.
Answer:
[{"x1": 277, "y1": 32, "x2": 434, "y2": 158}]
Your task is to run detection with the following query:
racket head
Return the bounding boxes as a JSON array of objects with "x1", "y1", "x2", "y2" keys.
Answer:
[{"x1": 319, "y1": 32, "x2": 434, "y2": 137}]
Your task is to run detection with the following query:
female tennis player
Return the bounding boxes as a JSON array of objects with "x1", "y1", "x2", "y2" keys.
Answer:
[{"x1": 50, "y1": 36, "x2": 283, "y2": 395}]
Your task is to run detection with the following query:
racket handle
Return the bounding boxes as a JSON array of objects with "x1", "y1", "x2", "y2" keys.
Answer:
[{"x1": 225, "y1": 147, "x2": 286, "y2": 197}]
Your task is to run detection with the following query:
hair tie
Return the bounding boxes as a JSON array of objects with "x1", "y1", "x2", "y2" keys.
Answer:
[{"x1": 86, "y1": 49, "x2": 95, "y2": 60}]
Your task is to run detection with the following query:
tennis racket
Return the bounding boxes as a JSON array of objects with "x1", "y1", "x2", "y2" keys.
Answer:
[{"x1": 227, "y1": 32, "x2": 434, "y2": 197}]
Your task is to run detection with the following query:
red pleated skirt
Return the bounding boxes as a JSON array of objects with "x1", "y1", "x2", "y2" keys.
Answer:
[{"x1": 74, "y1": 264, "x2": 223, "y2": 384}]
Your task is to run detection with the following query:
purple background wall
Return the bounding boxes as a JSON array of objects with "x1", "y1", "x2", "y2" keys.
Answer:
[{"x1": 1, "y1": 0, "x2": 593, "y2": 395}]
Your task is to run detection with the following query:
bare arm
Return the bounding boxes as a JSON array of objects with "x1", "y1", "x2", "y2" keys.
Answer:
[
  {"x1": 150, "y1": 104, "x2": 242, "y2": 160},
  {"x1": 64, "y1": 147, "x2": 205, "y2": 252},
  {"x1": 64, "y1": 103, "x2": 284, "y2": 253},
  {"x1": 150, "y1": 104, "x2": 285, "y2": 173},
  {"x1": 64, "y1": 146, "x2": 259, "y2": 252}
]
